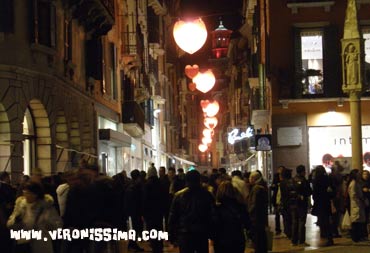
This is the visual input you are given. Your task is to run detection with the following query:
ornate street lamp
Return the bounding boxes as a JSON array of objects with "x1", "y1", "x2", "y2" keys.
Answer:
[{"x1": 173, "y1": 19, "x2": 207, "y2": 54}]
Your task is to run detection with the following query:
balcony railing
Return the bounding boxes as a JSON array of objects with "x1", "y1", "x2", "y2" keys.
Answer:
[
  {"x1": 66, "y1": 0, "x2": 115, "y2": 36},
  {"x1": 122, "y1": 101, "x2": 145, "y2": 137}
]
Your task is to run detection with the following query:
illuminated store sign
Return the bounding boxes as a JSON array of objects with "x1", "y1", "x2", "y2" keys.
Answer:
[
  {"x1": 309, "y1": 126, "x2": 370, "y2": 170},
  {"x1": 228, "y1": 127, "x2": 253, "y2": 145}
]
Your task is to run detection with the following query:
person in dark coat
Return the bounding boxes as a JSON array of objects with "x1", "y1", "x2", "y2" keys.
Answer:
[
  {"x1": 112, "y1": 169, "x2": 130, "y2": 231},
  {"x1": 270, "y1": 166, "x2": 284, "y2": 235},
  {"x1": 125, "y1": 169, "x2": 144, "y2": 252},
  {"x1": 168, "y1": 170, "x2": 215, "y2": 253},
  {"x1": 143, "y1": 166, "x2": 167, "y2": 253},
  {"x1": 290, "y1": 165, "x2": 312, "y2": 246},
  {"x1": 158, "y1": 166, "x2": 171, "y2": 229},
  {"x1": 172, "y1": 168, "x2": 186, "y2": 193},
  {"x1": 279, "y1": 167, "x2": 293, "y2": 239},
  {"x1": 0, "y1": 172, "x2": 16, "y2": 253},
  {"x1": 248, "y1": 171, "x2": 268, "y2": 253},
  {"x1": 312, "y1": 165, "x2": 334, "y2": 246},
  {"x1": 360, "y1": 170, "x2": 370, "y2": 240},
  {"x1": 211, "y1": 181, "x2": 250, "y2": 253}
]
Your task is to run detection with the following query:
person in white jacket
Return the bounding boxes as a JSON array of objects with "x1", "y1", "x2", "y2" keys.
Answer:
[{"x1": 7, "y1": 181, "x2": 62, "y2": 253}]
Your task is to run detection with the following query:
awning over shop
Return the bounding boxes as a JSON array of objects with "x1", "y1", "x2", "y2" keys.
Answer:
[
  {"x1": 173, "y1": 155, "x2": 196, "y2": 166},
  {"x1": 99, "y1": 129, "x2": 131, "y2": 147}
]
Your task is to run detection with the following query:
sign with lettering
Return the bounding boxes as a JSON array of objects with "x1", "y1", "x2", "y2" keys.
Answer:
[
  {"x1": 308, "y1": 126, "x2": 370, "y2": 170},
  {"x1": 227, "y1": 127, "x2": 254, "y2": 145}
]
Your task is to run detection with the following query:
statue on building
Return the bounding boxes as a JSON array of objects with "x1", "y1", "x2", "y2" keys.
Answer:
[{"x1": 345, "y1": 43, "x2": 359, "y2": 85}]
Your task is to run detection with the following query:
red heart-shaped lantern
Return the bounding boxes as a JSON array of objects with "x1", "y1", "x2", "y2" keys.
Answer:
[
  {"x1": 173, "y1": 19, "x2": 208, "y2": 54},
  {"x1": 198, "y1": 144, "x2": 208, "y2": 152},
  {"x1": 200, "y1": 100, "x2": 210, "y2": 112},
  {"x1": 202, "y1": 136, "x2": 212, "y2": 145},
  {"x1": 185, "y1": 65, "x2": 199, "y2": 79},
  {"x1": 204, "y1": 117, "x2": 218, "y2": 130},
  {"x1": 188, "y1": 82, "x2": 196, "y2": 91},
  {"x1": 202, "y1": 128, "x2": 214, "y2": 139},
  {"x1": 193, "y1": 70, "x2": 215, "y2": 93},
  {"x1": 204, "y1": 101, "x2": 220, "y2": 117}
]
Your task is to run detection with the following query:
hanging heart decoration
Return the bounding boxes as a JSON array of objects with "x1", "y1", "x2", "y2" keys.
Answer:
[
  {"x1": 188, "y1": 82, "x2": 196, "y2": 91},
  {"x1": 193, "y1": 69, "x2": 215, "y2": 93},
  {"x1": 185, "y1": 65, "x2": 199, "y2": 79},
  {"x1": 204, "y1": 117, "x2": 218, "y2": 130},
  {"x1": 204, "y1": 100, "x2": 220, "y2": 117}
]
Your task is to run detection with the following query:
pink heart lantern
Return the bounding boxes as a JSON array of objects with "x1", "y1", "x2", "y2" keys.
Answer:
[{"x1": 185, "y1": 65, "x2": 199, "y2": 79}]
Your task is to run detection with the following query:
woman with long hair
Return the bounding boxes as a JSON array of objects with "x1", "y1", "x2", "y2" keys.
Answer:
[{"x1": 211, "y1": 181, "x2": 250, "y2": 253}]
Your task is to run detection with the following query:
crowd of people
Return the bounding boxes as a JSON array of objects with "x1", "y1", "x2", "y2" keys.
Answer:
[
  {"x1": 271, "y1": 164, "x2": 370, "y2": 247},
  {"x1": 1, "y1": 161, "x2": 369, "y2": 253},
  {"x1": 0, "y1": 163, "x2": 269, "y2": 253}
]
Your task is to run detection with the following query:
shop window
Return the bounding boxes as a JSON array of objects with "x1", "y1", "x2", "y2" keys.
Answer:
[
  {"x1": 294, "y1": 26, "x2": 341, "y2": 98},
  {"x1": 0, "y1": 0, "x2": 14, "y2": 33},
  {"x1": 300, "y1": 30, "x2": 324, "y2": 95},
  {"x1": 30, "y1": 0, "x2": 56, "y2": 47}
]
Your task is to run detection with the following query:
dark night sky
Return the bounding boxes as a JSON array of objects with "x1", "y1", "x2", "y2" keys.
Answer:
[{"x1": 177, "y1": 0, "x2": 245, "y2": 68}]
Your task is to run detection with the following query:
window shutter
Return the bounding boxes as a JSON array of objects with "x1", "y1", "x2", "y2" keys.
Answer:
[
  {"x1": 323, "y1": 25, "x2": 342, "y2": 97},
  {"x1": 29, "y1": 0, "x2": 36, "y2": 43},
  {"x1": 293, "y1": 27, "x2": 302, "y2": 98},
  {"x1": 0, "y1": 0, "x2": 14, "y2": 33},
  {"x1": 86, "y1": 37, "x2": 103, "y2": 80},
  {"x1": 50, "y1": 4, "x2": 56, "y2": 48}
]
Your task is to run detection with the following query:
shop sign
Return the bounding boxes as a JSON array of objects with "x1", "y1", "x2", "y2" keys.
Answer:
[
  {"x1": 228, "y1": 127, "x2": 254, "y2": 145},
  {"x1": 308, "y1": 126, "x2": 370, "y2": 170},
  {"x1": 255, "y1": 134, "x2": 272, "y2": 151}
]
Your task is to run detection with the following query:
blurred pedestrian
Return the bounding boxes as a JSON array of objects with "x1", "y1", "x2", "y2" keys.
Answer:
[
  {"x1": 7, "y1": 181, "x2": 62, "y2": 253},
  {"x1": 168, "y1": 170, "x2": 214, "y2": 253},
  {"x1": 312, "y1": 165, "x2": 334, "y2": 246},
  {"x1": 211, "y1": 181, "x2": 250, "y2": 253},
  {"x1": 248, "y1": 171, "x2": 268, "y2": 253},
  {"x1": 143, "y1": 166, "x2": 167, "y2": 253},
  {"x1": 348, "y1": 169, "x2": 367, "y2": 242}
]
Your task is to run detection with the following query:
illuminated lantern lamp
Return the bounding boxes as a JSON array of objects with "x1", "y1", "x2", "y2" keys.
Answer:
[
  {"x1": 173, "y1": 19, "x2": 207, "y2": 54},
  {"x1": 200, "y1": 100, "x2": 210, "y2": 112},
  {"x1": 205, "y1": 101, "x2": 220, "y2": 117},
  {"x1": 202, "y1": 128, "x2": 213, "y2": 139},
  {"x1": 193, "y1": 70, "x2": 216, "y2": 93},
  {"x1": 198, "y1": 144, "x2": 208, "y2": 152},
  {"x1": 185, "y1": 65, "x2": 199, "y2": 79},
  {"x1": 204, "y1": 117, "x2": 218, "y2": 129},
  {"x1": 202, "y1": 136, "x2": 212, "y2": 145},
  {"x1": 188, "y1": 82, "x2": 196, "y2": 91}
]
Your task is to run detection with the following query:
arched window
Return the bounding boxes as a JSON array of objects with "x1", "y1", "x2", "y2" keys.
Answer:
[{"x1": 23, "y1": 108, "x2": 36, "y2": 175}]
